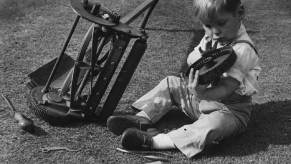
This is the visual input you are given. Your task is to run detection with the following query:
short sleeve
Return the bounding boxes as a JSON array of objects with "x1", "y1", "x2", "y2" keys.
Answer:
[{"x1": 224, "y1": 43, "x2": 261, "y2": 95}]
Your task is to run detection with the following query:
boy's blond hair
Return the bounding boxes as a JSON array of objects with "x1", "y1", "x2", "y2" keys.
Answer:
[{"x1": 193, "y1": 0, "x2": 242, "y2": 20}]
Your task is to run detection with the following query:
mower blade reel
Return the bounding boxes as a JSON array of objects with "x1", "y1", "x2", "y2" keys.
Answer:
[
  {"x1": 86, "y1": 35, "x2": 130, "y2": 111},
  {"x1": 27, "y1": 53, "x2": 75, "y2": 90},
  {"x1": 99, "y1": 38, "x2": 147, "y2": 121}
]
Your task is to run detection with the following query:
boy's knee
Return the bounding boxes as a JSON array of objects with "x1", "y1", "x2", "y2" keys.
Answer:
[
  {"x1": 156, "y1": 76, "x2": 180, "y2": 90},
  {"x1": 166, "y1": 75, "x2": 179, "y2": 81},
  {"x1": 153, "y1": 96, "x2": 171, "y2": 106},
  {"x1": 165, "y1": 75, "x2": 180, "y2": 87}
]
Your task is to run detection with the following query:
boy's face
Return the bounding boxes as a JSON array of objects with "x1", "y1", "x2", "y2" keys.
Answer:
[{"x1": 200, "y1": 10, "x2": 242, "y2": 43}]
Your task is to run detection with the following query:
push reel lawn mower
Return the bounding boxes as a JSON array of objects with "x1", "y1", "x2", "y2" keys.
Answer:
[{"x1": 26, "y1": 0, "x2": 159, "y2": 125}]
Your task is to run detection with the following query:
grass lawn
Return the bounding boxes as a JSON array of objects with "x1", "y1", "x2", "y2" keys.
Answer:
[{"x1": 1, "y1": 0, "x2": 291, "y2": 163}]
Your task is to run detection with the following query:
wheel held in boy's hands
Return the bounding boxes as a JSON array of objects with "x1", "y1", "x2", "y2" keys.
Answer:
[{"x1": 186, "y1": 44, "x2": 237, "y2": 85}]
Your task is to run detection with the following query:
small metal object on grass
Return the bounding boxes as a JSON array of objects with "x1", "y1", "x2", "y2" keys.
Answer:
[
  {"x1": 143, "y1": 155, "x2": 170, "y2": 162},
  {"x1": 145, "y1": 161, "x2": 165, "y2": 164},
  {"x1": 116, "y1": 147, "x2": 172, "y2": 162},
  {"x1": 1, "y1": 94, "x2": 35, "y2": 132},
  {"x1": 40, "y1": 146, "x2": 81, "y2": 153}
]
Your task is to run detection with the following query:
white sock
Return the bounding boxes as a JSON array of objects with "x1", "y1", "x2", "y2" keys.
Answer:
[
  {"x1": 136, "y1": 111, "x2": 151, "y2": 120},
  {"x1": 152, "y1": 133, "x2": 176, "y2": 150}
]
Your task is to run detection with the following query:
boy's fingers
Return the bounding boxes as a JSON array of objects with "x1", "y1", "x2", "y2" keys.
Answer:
[
  {"x1": 193, "y1": 70, "x2": 199, "y2": 86},
  {"x1": 188, "y1": 68, "x2": 194, "y2": 84},
  {"x1": 213, "y1": 41, "x2": 218, "y2": 49}
]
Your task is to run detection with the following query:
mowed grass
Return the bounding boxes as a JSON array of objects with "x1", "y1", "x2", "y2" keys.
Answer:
[{"x1": 0, "y1": 0, "x2": 291, "y2": 163}]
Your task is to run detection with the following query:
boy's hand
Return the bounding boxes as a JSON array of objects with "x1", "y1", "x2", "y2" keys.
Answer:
[{"x1": 199, "y1": 40, "x2": 218, "y2": 56}]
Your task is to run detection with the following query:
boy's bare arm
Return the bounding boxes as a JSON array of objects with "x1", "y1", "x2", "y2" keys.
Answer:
[{"x1": 197, "y1": 77, "x2": 240, "y2": 101}]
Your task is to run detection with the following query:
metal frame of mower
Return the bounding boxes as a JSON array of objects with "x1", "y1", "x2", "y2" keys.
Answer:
[{"x1": 27, "y1": 0, "x2": 159, "y2": 125}]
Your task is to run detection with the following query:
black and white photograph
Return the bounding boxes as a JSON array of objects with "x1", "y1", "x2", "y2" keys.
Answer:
[{"x1": 1, "y1": 0, "x2": 290, "y2": 163}]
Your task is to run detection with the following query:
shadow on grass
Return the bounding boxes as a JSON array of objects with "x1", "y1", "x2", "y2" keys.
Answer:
[
  {"x1": 207, "y1": 100, "x2": 291, "y2": 157},
  {"x1": 152, "y1": 100, "x2": 291, "y2": 158},
  {"x1": 30, "y1": 125, "x2": 49, "y2": 136}
]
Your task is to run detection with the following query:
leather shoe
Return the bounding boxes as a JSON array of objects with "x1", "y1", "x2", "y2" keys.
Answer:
[
  {"x1": 107, "y1": 115, "x2": 153, "y2": 135},
  {"x1": 121, "y1": 128, "x2": 153, "y2": 150}
]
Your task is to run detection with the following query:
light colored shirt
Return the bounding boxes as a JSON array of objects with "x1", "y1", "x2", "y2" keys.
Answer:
[{"x1": 187, "y1": 24, "x2": 261, "y2": 96}]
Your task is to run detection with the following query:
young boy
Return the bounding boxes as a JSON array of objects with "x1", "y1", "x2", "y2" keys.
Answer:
[{"x1": 107, "y1": 0, "x2": 261, "y2": 158}]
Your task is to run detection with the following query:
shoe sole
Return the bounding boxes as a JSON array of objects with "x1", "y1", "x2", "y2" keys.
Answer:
[{"x1": 107, "y1": 116, "x2": 152, "y2": 135}]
